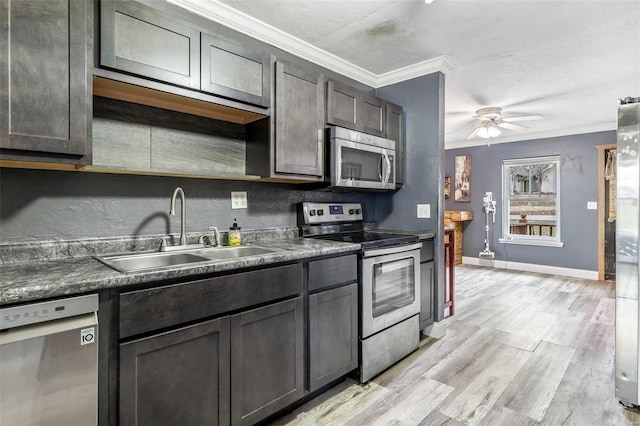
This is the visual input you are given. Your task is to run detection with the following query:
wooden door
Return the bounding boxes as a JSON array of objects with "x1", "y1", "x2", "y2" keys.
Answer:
[
  {"x1": 119, "y1": 317, "x2": 231, "y2": 425},
  {"x1": 230, "y1": 297, "x2": 304, "y2": 425},
  {"x1": 327, "y1": 79, "x2": 358, "y2": 130},
  {"x1": 386, "y1": 101, "x2": 404, "y2": 187},
  {"x1": 359, "y1": 93, "x2": 385, "y2": 137},
  {"x1": 309, "y1": 283, "x2": 358, "y2": 391},
  {"x1": 100, "y1": 1, "x2": 200, "y2": 89},
  {"x1": 0, "y1": 0, "x2": 89, "y2": 156},
  {"x1": 201, "y1": 33, "x2": 270, "y2": 107},
  {"x1": 274, "y1": 62, "x2": 324, "y2": 178}
]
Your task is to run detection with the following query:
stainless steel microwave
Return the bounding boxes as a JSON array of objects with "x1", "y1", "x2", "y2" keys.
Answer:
[{"x1": 328, "y1": 126, "x2": 396, "y2": 190}]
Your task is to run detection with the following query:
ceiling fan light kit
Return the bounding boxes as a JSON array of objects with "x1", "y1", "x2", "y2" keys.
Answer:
[
  {"x1": 467, "y1": 107, "x2": 543, "y2": 142},
  {"x1": 476, "y1": 122, "x2": 501, "y2": 139}
]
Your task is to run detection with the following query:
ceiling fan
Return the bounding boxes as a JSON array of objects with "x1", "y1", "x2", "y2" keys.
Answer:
[{"x1": 467, "y1": 107, "x2": 543, "y2": 140}]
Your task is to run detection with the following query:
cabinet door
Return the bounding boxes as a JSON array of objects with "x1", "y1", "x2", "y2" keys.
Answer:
[
  {"x1": 274, "y1": 62, "x2": 324, "y2": 178},
  {"x1": 326, "y1": 79, "x2": 358, "y2": 130},
  {"x1": 359, "y1": 93, "x2": 385, "y2": 137},
  {"x1": 0, "y1": 0, "x2": 89, "y2": 156},
  {"x1": 120, "y1": 317, "x2": 230, "y2": 425},
  {"x1": 201, "y1": 33, "x2": 270, "y2": 107},
  {"x1": 231, "y1": 297, "x2": 304, "y2": 426},
  {"x1": 100, "y1": 0, "x2": 200, "y2": 89},
  {"x1": 386, "y1": 102, "x2": 404, "y2": 187},
  {"x1": 309, "y1": 283, "x2": 358, "y2": 392},
  {"x1": 419, "y1": 261, "x2": 435, "y2": 330}
]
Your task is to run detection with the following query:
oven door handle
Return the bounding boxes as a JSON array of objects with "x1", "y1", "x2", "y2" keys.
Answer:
[{"x1": 363, "y1": 242, "x2": 422, "y2": 258}]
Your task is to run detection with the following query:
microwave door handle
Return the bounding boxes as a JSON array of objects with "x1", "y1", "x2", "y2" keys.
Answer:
[
  {"x1": 383, "y1": 152, "x2": 392, "y2": 184},
  {"x1": 378, "y1": 156, "x2": 383, "y2": 181}
]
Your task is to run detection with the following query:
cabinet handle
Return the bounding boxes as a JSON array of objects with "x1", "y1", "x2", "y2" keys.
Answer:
[{"x1": 317, "y1": 129, "x2": 323, "y2": 168}]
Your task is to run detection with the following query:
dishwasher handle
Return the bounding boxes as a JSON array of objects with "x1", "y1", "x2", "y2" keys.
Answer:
[
  {"x1": 0, "y1": 312, "x2": 98, "y2": 346},
  {"x1": 1, "y1": 294, "x2": 98, "y2": 331}
]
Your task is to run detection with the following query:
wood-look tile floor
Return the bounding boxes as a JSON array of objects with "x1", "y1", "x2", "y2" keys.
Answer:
[{"x1": 271, "y1": 265, "x2": 640, "y2": 426}]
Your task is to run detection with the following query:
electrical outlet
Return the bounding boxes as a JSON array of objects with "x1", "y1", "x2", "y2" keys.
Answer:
[
  {"x1": 587, "y1": 201, "x2": 597, "y2": 210},
  {"x1": 231, "y1": 191, "x2": 247, "y2": 209},
  {"x1": 417, "y1": 204, "x2": 431, "y2": 218}
]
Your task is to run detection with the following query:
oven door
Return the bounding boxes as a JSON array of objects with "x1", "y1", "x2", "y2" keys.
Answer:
[
  {"x1": 330, "y1": 138, "x2": 395, "y2": 190},
  {"x1": 361, "y1": 243, "x2": 421, "y2": 338}
]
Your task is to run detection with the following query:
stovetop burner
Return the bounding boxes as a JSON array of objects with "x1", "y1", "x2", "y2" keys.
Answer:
[{"x1": 312, "y1": 231, "x2": 417, "y2": 249}]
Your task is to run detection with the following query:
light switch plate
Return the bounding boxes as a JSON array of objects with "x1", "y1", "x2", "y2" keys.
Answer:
[
  {"x1": 231, "y1": 191, "x2": 247, "y2": 209},
  {"x1": 417, "y1": 204, "x2": 431, "y2": 218},
  {"x1": 587, "y1": 201, "x2": 597, "y2": 210}
]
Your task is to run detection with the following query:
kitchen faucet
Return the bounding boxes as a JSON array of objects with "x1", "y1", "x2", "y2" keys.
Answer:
[{"x1": 170, "y1": 187, "x2": 187, "y2": 246}]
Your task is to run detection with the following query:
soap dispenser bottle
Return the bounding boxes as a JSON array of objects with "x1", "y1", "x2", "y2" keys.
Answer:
[{"x1": 228, "y1": 218, "x2": 241, "y2": 246}]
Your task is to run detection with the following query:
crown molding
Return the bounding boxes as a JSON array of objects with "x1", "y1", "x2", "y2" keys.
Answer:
[
  {"x1": 445, "y1": 122, "x2": 617, "y2": 150},
  {"x1": 166, "y1": 0, "x2": 453, "y2": 88},
  {"x1": 376, "y1": 56, "x2": 457, "y2": 88}
]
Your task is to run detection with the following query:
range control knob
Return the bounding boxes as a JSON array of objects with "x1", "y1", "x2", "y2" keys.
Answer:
[
  {"x1": 309, "y1": 210, "x2": 316, "y2": 216},
  {"x1": 317, "y1": 209, "x2": 324, "y2": 216},
  {"x1": 349, "y1": 209, "x2": 355, "y2": 214},
  {"x1": 355, "y1": 209, "x2": 362, "y2": 214}
]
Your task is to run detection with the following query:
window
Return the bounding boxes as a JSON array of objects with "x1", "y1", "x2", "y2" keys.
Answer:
[{"x1": 500, "y1": 156, "x2": 564, "y2": 247}]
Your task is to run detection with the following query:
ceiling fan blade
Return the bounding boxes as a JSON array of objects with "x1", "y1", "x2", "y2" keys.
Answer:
[
  {"x1": 503, "y1": 114, "x2": 543, "y2": 122},
  {"x1": 498, "y1": 121, "x2": 528, "y2": 131},
  {"x1": 466, "y1": 127, "x2": 482, "y2": 139}
]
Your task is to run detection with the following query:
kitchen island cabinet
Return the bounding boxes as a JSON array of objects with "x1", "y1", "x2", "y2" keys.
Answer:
[{"x1": 0, "y1": 0, "x2": 91, "y2": 163}]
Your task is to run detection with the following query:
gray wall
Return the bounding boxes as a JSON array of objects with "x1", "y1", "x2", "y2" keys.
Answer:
[
  {"x1": 375, "y1": 73, "x2": 444, "y2": 232},
  {"x1": 445, "y1": 131, "x2": 615, "y2": 271},
  {"x1": 0, "y1": 168, "x2": 375, "y2": 242},
  {"x1": 375, "y1": 72, "x2": 445, "y2": 321}
]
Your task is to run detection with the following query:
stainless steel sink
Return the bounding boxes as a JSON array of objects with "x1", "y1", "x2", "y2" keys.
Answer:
[
  {"x1": 96, "y1": 245, "x2": 283, "y2": 273},
  {"x1": 194, "y1": 245, "x2": 280, "y2": 260},
  {"x1": 96, "y1": 251, "x2": 211, "y2": 273}
]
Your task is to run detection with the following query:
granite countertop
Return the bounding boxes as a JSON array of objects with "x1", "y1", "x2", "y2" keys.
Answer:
[{"x1": 0, "y1": 236, "x2": 359, "y2": 306}]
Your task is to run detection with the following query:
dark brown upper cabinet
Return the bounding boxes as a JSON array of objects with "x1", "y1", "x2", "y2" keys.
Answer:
[
  {"x1": 326, "y1": 79, "x2": 384, "y2": 137},
  {"x1": 385, "y1": 101, "x2": 405, "y2": 188},
  {"x1": 0, "y1": 0, "x2": 91, "y2": 160},
  {"x1": 100, "y1": 0, "x2": 201, "y2": 90},
  {"x1": 201, "y1": 34, "x2": 270, "y2": 107},
  {"x1": 273, "y1": 62, "x2": 325, "y2": 178}
]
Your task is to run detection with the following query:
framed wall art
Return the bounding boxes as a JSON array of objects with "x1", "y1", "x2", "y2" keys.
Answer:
[
  {"x1": 454, "y1": 155, "x2": 471, "y2": 202},
  {"x1": 444, "y1": 176, "x2": 451, "y2": 199}
]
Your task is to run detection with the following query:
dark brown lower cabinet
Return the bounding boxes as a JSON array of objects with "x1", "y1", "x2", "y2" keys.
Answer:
[
  {"x1": 309, "y1": 283, "x2": 358, "y2": 391},
  {"x1": 119, "y1": 317, "x2": 231, "y2": 426},
  {"x1": 420, "y1": 260, "x2": 435, "y2": 330},
  {"x1": 231, "y1": 297, "x2": 305, "y2": 425}
]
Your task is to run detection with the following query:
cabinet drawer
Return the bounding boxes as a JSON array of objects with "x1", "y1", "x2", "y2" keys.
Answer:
[
  {"x1": 119, "y1": 264, "x2": 302, "y2": 338},
  {"x1": 308, "y1": 254, "x2": 357, "y2": 292}
]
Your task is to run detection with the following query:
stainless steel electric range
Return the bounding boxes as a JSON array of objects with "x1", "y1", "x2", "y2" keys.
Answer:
[{"x1": 298, "y1": 202, "x2": 421, "y2": 382}]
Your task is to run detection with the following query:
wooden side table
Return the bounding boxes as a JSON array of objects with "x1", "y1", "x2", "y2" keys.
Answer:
[{"x1": 444, "y1": 211, "x2": 473, "y2": 265}]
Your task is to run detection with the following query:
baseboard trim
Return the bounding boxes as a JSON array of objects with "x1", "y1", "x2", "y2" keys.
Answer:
[
  {"x1": 422, "y1": 320, "x2": 447, "y2": 339},
  {"x1": 462, "y1": 256, "x2": 599, "y2": 280}
]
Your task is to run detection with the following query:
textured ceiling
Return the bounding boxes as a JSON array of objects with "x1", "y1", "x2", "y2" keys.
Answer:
[{"x1": 171, "y1": 0, "x2": 640, "y2": 148}]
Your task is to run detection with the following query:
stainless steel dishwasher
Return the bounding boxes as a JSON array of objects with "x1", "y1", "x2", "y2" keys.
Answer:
[{"x1": 1, "y1": 294, "x2": 98, "y2": 426}]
